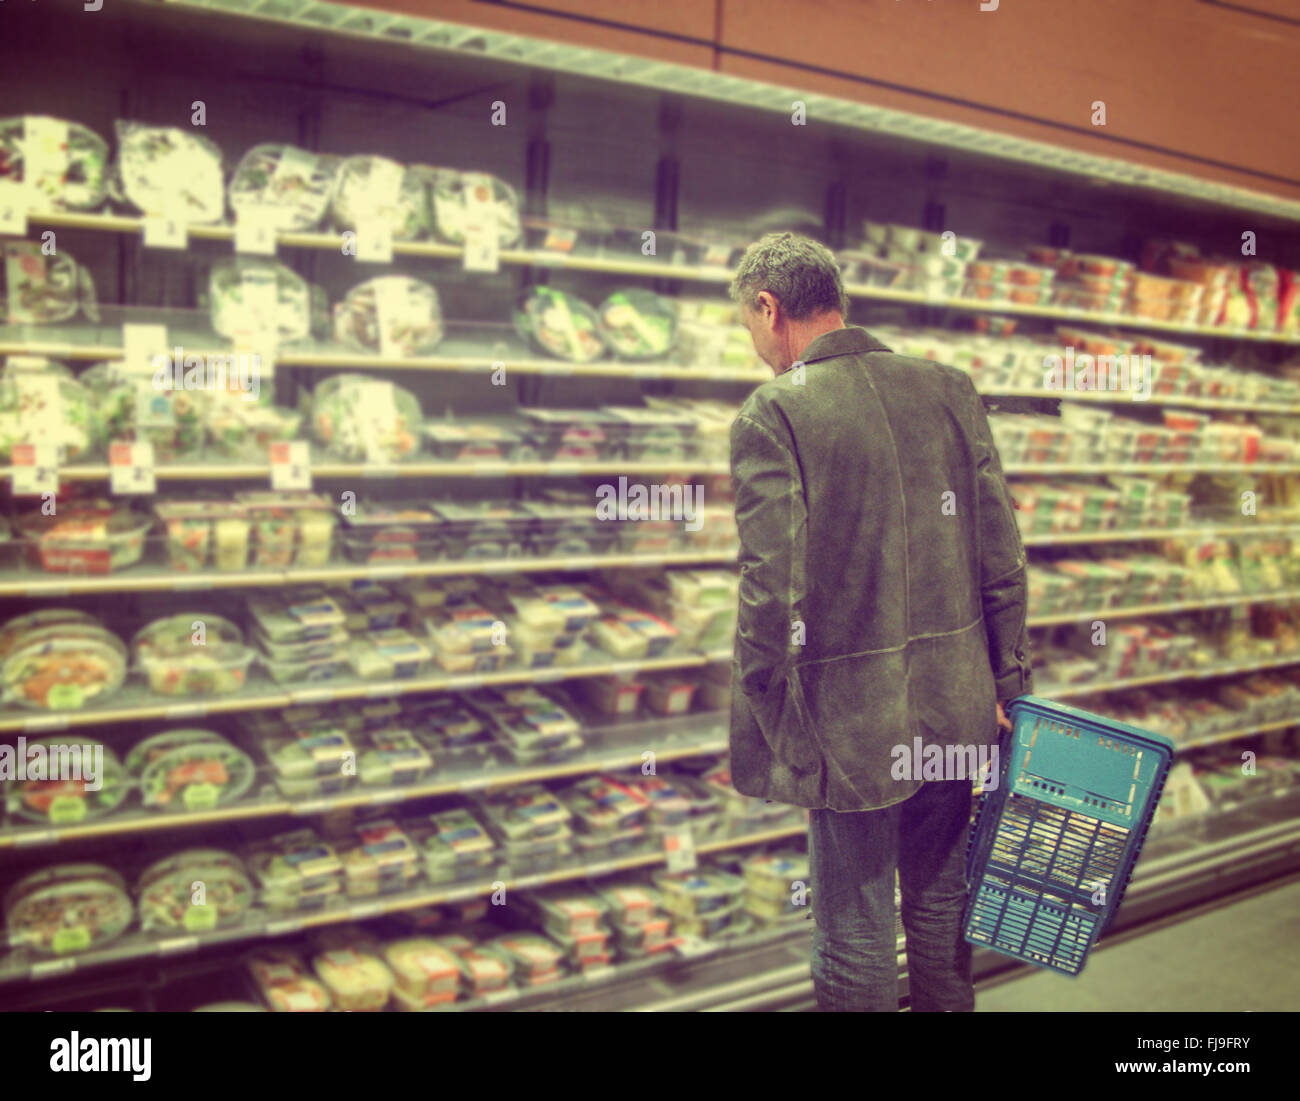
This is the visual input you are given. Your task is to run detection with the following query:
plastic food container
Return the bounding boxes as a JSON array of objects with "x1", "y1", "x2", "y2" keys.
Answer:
[
  {"x1": 520, "y1": 501, "x2": 617, "y2": 559},
  {"x1": 333, "y1": 278, "x2": 443, "y2": 358},
  {"x1": 593, "y1": 883, "x2": 659, "y2": 927},
  {"x1": 596, "y1": 289, "x2": 677, "y2": 360},
  {"x1": 247, "y1": 590, "x2": 346, "y2": 643},
  {"x1": 312, "y1": 373, "x2": 424, "y2": 461},
  {"x1": 486, "y1": 932, "x2": 564, "y2": 986},
  {"x1": 515, "y1": 407, "x2": 618, "y2": 462},
  {"x1": 132, "y1": 613, "x2": 254, "y2": 697},
  {"x1": 455, "y1": 947, "x2": 512, "y2": 998},
  {"x1": 425, "y1": 168, "x2": 522, "y2": 247},
  {"x1": 405, "y1": 807, "x2": 497, "y2": 884},
  {"x1": 333, "y1": 586, "x2": 406, "y2": 632},
  {"x1": 338, "y1": 819, "x2": 422, "y2": 897},
  {"x1": 136, "y1": 849, "x2": 254, "y2": 933},
  {"x1": 428, "y1": 500, "x2": 534, "y2": 559},
  {"x1": 113, "y1": 122, "x2": 224, "y2": 223},
  {"x1": 602, "y1": 404, "x2": 696, "y2": 461},
  {"x1": 355, "y1": 726, "x2": 432, "y2": 786},
  {"x1": 0, "y1": 366, "x2": 94, "y2": 461},
  {"x1": 2, "y1": 629, "x2": 127, "y2": 711},
  {"x1": 4, "y1": 736, "x2": 126, "y2": 824},
  {"x1": 345, "y1": 630, "x2": 428, "y2": 681},
  {"x1": 547, "y1": 927, "x2": 612, "y2": 970},
  {"x1": 589, "y1": 606, "x2": 679, "y2": 659},
  {"x1": 154, "y1": 501, "x2": 252, "y2": 572},
  {"x1": 82, "y1": 364, "x2": 203, "y2": 464},
  {"x1": 672, "y1": 899, "x2": 742, "y2": 938},
  {"x1": 228, "y1": 143, "x2": 340, "y2": 232},
  {"x1": 383, "y1": 938, "x2": 462, "y2": 1007},
  {"x1": 742, "y1": 852, "x2": 811, "y2": 900},
  {"x1": 247, "y1": 949, "x2": 332, "y2": 1012},
  {"x1": 558, "y1": 776, "x2": 649, "y2": 834},
  {"x1": 235, "y1": 491, "x2": 336, "y2": 568},
  {"x1": 16, "y1": 504, "x2": 150, "y2": 575},
  {"x1": 249, "y1": 721, "x2": 356, "y2": 798},
  {"x1": 476, "y1": 783, "x2": 573, "y2": 845},
  {"x1": 0, "y1": 116, "x2": 110, "y2": 211},
  {"x1": 4, "y1": 863, "x2": 133, "y2": 955},
  {"x1": 208, "y1": 257, "x2": 316, "y2": 345},
  {"x1": 410, "y1": 697, "x2": 489, "y2": 754},
  {"x1": 515, "y1": 287, "x2": 606, "y2": 363},
  {"x1": 125, "y1": 729, "x2": 256, "y2": 812},
  {"x1": 329, "y1": 155, "x2": 428, "y2": 240},
  {"x1": 422, "y1": 419, "x2": 526, "y2": 463},
  {"x1": 653, "y1": 869, "x2": 746, "y2": 917},
  {"x1": 243, "y1": 829, "x2": 343, "y2": 913},
  {"x1": 527, "y1": 891, "x2": 608, "y2": 939},
  {"x1": 610, "y1": 912, "x2": 675, "y2": 956}
]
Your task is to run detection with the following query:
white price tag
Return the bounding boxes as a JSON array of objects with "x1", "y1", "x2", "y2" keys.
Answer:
[
  {"x1": 163, "y1": 704, "x2": 208, "y2": 721},
  {"x1": 461, "y1": 172, "x2": 500, "y2": 273},
  {"x1": 582, "y1": 965, "x2": 615, "y2": 983},
  {"x1": 235, "y1": 212, "x2": 277, "y2": 256},
  {"x1": 122, "y1": 323, "x2": 169, "y2": 376},
  {"x1": 156, "y1": 936, "x2": 200, "y2": 956},
  {"x1": 10, "y1": 443, "x2": 58, "y2": 497},
  {"x1": 663, "y1": 828, "x2": 697, "y2": 873},
  {"x1": 109, "y1": 440, "x2": 156, "y2": 495},
  {"x1": 30, "y1": 958, "x2": 77, "y2": 979},
  {"x1": 368, "y1": 789, "x2": 407, "y2": 806},
  {"x1": 483, "y1": 988, "x2": 518, "y2": 1005},
  {"x1": 350, "y1": 903, "x2": 386, "y2": 921},
  {"x1": 0, "y1": 180, "x2": 32, "y2": 235},
  {"x1": 269, "y1": 440, "x2": 311, "y2": 491},
  {"x1": 12, "y1": 829, "x2": 57, "y2": 848},
  {"x1": 355, "y1": 217, "x2": 394, "y2": 264},
  {"x1": 673, "y1": 934, "x2": 716, "y2": 959},
  {"x1": 265, "y1": 919, "x2": 304, "y2": 937},
  {"x1": 142, "y1": 216, "x2": 188, "y2": 249}
]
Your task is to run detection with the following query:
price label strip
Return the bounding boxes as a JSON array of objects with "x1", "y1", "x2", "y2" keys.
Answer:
[
  {"x1": 109, "y1": 440, "x2": 156, "y2": 495},
  {"x1": 143, "y1": 216, "x2": 188, "y2": 250},
  {"x1": 122, "y1": 323, "x2": 169, "y2": 377},
  {"x1": 235, "y1": 210, "x2": 278, "y2": 256},
  {"x1": 663, "y1": 828, "x2": 697, "y2": 873}
]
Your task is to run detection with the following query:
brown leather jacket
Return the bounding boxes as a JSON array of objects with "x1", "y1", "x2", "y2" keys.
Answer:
[{"x1": 728, "y1": 326, "x2": 1032, "y2": 810}]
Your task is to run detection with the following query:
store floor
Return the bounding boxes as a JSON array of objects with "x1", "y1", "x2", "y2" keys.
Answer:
[{"x1": 974, "y1": 879, "x2": 1300, "y2": 1011}]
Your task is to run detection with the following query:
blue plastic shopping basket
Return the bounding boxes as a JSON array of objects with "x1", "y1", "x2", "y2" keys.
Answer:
[{"x1": 962, "y1": 696, "x2": 1175, "y2": 976}]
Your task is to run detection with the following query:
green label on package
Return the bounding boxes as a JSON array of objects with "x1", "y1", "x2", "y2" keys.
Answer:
[
  {"x1": 183, "y1": 904, "x2": 218, "y2": 933},
  {"x1": 45, "y1": 683, "x2": 85, "y2": 710},
  {"x1": 183, "y1": 783, "x2": 220, "y2": 812},
  {"x1": 52, "y1": 926, "x2": 91, "y2": 955},
  {"x1": 47, "y1": 795, "x2": 87, "y2": 825}
]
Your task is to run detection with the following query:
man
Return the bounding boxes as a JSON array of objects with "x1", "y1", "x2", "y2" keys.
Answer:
[{"x1": 727, "y1": 232, "x2": 1032, "y2": 1012}]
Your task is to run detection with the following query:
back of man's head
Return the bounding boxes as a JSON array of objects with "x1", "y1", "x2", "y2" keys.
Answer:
[{"x1": 729, "y1": 232, "x2": 848, "y2": 320}]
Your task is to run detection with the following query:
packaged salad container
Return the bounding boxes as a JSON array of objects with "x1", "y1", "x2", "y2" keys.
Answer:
[
  {"x1": 204, "y1": 393, "x2": 303, "y2": 464},
  {"x1": 355, "y1": 725, "x2": 432, "y2": 786},
  {"x1": 485, "y1": 932, "x2": 564, "y2": 986},
  {"x1": 4, "y1": 863, "x2": 133, "y2": 955},
  {"x1": 597, "y1": 289, "x2": 678, "y2": 360},
  {"x1": 112, "y1": 122, "x2": 225, "y2": 223},
  {"x1": 516, "y1": 406, "x2": 619, "y2": 461},
  {"x1": 383, "y1": 937, "x2": 461, "y2": 1008},
  {"x1": 424, "y1": 168, "x2": 522, "y2": 247},
  {"x1": 422, "y1": 419, "x2": 527, "y2": 463},
  {"x1": 247, "y1": 949, "x2": 332, "y2": 1012},
  {"x1": 83, "y1": 364, "x2": 203, "y2": 464},
  {"x1": 0, "y1": 366, "x2": 93, "y2": 462},
  {"x1": 520, "y1": 501, "x2": 618, "y2": 558},
  {"x1": 132, "y1": 612, "x2": 254, "y2": 697},
  {"x1": 228, "y1": 143, "x2": 340, "y2": 232},
  {"x1": 124, "y1": 729, "x2": 256, "y2": 812},
  {"x1": 154, "y1": 500, "x2": 252, "y2": 572},
  {"x1": 514, "y1": 287, "x2": 607, "y2": 363},
  {"x1": 1, "y1": 628, "x2": 127, "y2": 711},
  {"x1": 136, "y1": 848, "x2": 254, "y2": 933},
  {"x1": 312, "y1": 945, "x2": 394, "y2": 1011},
  {"x1": 329, "y1": 155, "x2": 427, "y2": 240},
  {"x1": 311, "y1": 373, "x2": 423, "y2": 461},
  {"x1": 243, "y1": 828, "x2": 343, "y2": 914},
  {"x1": 3, "y1": 735, "x2": 126, "y2": 825},
  {"x1": 0, "y1": 610, "x2": 97, "y2": 659},
  {"x1": 208, "y1": 258, "x2": 316, "y2": 345},
  {"x1": 404, "y1": 807, "x2": 497, "y2": 884},
  {"x1": 248, "y1": 721, "x2": 356, "y2": 798},
  {"x1": 601, "y1": 403, "x2": 695, "y2": 460},
  {"x1": 338, "y1": 818, "x2": 421, "y2": 897},
  {"x1": 339, "y1": 501, "x2": 439, "y2": 563},
  {"x1": 1, "y1": 242, "x2": 99, "y2": 326},
  {"x1": 428, "y1": 500, "x2": 534, "y2": 560},
  {"x1": 0, "y1": 116, "x2": 110, "y2": 211},
  {"x1": 333, "y1": 276, "x2": 443, "y2": 358},
  {"x1": 238, "y1": 491, "x2": 335, "y2": 569},
  {"x1": 15, "y1": 501, "x2": 150, "y2": 575}
]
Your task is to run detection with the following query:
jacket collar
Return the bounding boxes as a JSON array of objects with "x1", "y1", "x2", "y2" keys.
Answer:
[{"x1": 798, "y1": 325, "x2": 892, "y2": 364}]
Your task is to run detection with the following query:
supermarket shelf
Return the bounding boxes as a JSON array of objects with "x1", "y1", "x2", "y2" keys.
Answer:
[
  {"x1": 1027, "y1": 588, "x2": 1300, "y2": 627},
  {"x1": 0, "y1": 457, "x2": 730, "y2": 482},
  {"x1": 984, "y1": 388, "x2": 1300, "y2": 417},
  {"x1": 0, "y1": 719, "x2": 731, "y2": 850},
  {"x1": 1022, "y1": 522, "x2": 1300, "y2": 547},
  {"x1": 0, "y1": 820, "x2": 807, "y2": 987},
  {"x1": 0, "y1": 646, "x2": 735, "y2": 734},
  {"x1": 1005, "y1": 462, "x2": 1300, "y2": 476},
  {"x1": 15, "y1": 210, "x2": 1300, "y2": 348},
  {"x1": 1039, "y1": 650, "x2": 1300, "y2": 700},
  {"x1": 0, "y1": 548, "x2": 739, "y2": 598}
]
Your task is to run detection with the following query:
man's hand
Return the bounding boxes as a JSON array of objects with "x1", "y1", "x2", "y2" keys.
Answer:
[{"x1": 996, "y1": 700, "x2": 1013, "y2": 732}]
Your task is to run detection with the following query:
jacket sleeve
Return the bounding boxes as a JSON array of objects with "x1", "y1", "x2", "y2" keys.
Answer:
[
  {"x1": 961, "y1": 377, "x2": 1033, "y2": 699},
  {"x1": 729, "y1": 409, "x2": 813, "y2": 759}
]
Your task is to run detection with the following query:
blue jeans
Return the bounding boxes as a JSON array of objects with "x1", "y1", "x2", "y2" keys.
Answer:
[{"x1": 809, "y1": 779, "x2": 975, "y2": 1012}]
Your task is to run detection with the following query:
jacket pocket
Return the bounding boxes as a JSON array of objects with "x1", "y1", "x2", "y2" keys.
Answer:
[{"x1": 736, "y1": 659, "x2": 823, "y2": 773}]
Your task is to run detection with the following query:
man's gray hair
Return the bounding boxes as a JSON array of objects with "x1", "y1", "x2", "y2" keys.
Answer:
[{"x1": 729, "y1": 232, "x2": 848, "y2": 321}]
